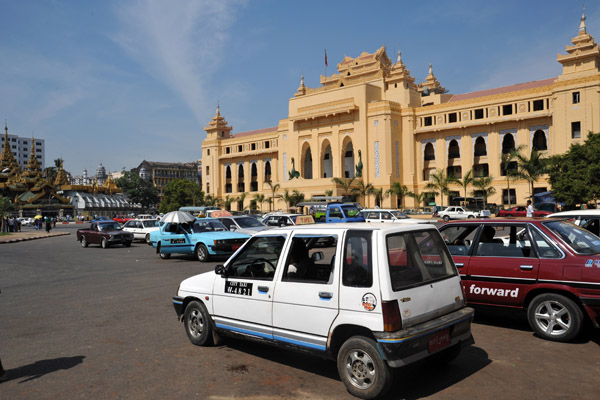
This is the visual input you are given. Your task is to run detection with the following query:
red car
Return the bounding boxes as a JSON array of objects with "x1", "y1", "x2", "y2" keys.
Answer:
[
  {"x1": 113, "y1": 215, "x2": 132, "y2": 224},
  {"x1": 496, "y1": 206, "x2": 551, "y2": 218},
  {"x1": 438, "y1": 218, "x2": 600, "y2": 342}
]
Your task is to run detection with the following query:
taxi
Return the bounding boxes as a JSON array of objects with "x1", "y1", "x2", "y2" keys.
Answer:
[{"x1": 172, "y1": 223, "x2": 473, "y2": 399}]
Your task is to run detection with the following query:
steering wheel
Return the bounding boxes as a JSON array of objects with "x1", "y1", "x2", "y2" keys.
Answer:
[
  {"x1": 248, "y1": 258, "x2": 275, "y2": 276},
  {"x1": 452, "y1": 239, "x2": 465, "y2": 246}
]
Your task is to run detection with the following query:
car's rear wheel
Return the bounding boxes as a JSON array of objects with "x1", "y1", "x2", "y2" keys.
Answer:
[
  {"x1": 101, "y1": 238, "x2": 109, "y2": 248},
  {"x1": 337, "y1": 336, "x2": 393, "y2": 399},
  {"x1": 467, "y1": 215, "x2": 475, "y2": 219},
  {"x1": 506, "y1": 214, "x2": 513, "y2": 218},
  {"x1": 184, "y1": 301, "x2": 214, "y2": 346},
  {"x1": 196, "y1": 243, "x2": 209, "y2": 262},
  {"x1": 443, "y1": 215, "x2": 450, "y2": 222},
  {"x1": 80, "y1": 237, "x2": 88, "y2": 248},
  {"x1": 527, "y1": 293, "x2": 583, "y2": 342},
  {"x1": 124, "y1": 241, "x2": 132, "y2": 247}
]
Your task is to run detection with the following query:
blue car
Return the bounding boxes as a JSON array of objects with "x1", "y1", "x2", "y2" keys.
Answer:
[{"x1": 149, "y1": 218, "x2": 250, "y2": 262}]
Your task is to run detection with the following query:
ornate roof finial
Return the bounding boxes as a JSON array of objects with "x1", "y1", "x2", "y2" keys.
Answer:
[
  {"x1": 397, "y1": 50, "x2": 402, "y2": 64},
  {"x1": 300, "y1": 75, "x2": 305, "y2": 87},
  {"x1": 428, "y1": 63, "x2": 433, "y2": 75},
  {"x1": 579, "y1": 9, "x2": 587, "y2": 34},
  {"x1": 216, "y1": 103, "x2": 220, "y2": 116}
]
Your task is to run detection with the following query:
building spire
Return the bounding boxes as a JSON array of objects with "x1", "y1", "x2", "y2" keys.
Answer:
[{"x1": 579, "y1": 9, "x2": 587, "y2": 34}]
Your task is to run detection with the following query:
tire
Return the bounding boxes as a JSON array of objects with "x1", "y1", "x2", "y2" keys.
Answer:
[
  {"x1": 184, "y1": 301, "x2": 214, "y2": 346},
  {"x1": 159, "y1": 251, "x2": 171, "y2": 259},
  {"x1": 443, "y1": 215, "x2": 450, "y2": 222},
  {"x1": 80, "y1": 237, "x2": 88, "y2": 248},
  {"x1": 506, "y1": 214, "x2": 513, "y2": 218},
  {"x1": 337, "y1": 336, "x2": 393, "y2": 399},
  {"x1": 196, "y1": 243, "x2": 209, "y2": 262},
  {"x1": 101, "y1": 238, "x2": 109, "y2": 249},
  {"x1": 145, "y1": 234, "x2": 151, "y2": 244},
  {"x1": 124, "y1": 241, "x2": 132, "y2": 247},
  {"x1": 467, "y1": 215, "x2": 475, "y2": 219},
  {"x1": 527, "y1": 293, "x2": 583, "y2": 342}
]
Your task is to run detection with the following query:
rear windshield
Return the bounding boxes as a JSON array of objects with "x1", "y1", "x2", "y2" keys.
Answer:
[
  {"x1": 386, "y1": 229, "x2": 457, "y2": 291},
  {"x1": 543, "y1": 220, "x2": 600, "y2": 255},
  {"x1": 236, "y1": 217, "x2": 264, "y2": 228}
]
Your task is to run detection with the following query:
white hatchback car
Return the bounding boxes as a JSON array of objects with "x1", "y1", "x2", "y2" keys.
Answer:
[
  {"x1": 362, "y1": 209, "x2": 429, "y2": 224},
  {"x1": 173, "y1": 223, "x2": 474, "y2": 399},
  {"x1": 122, "y1": 219, "x2": 160, "y2": 243}
]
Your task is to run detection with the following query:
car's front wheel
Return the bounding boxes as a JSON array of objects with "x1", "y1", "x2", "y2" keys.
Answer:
[
  {"x1": 145, "y1": 233, "x2": 151, "y2": 245},
  {"x1": 101, "y1": 238, "x2": 109, "y2": 248},
  {"x1": 527, "y1": 293, "x2": 583, "y2": 342},
  {"x1": 80, "y1": 237, "x2": 88, "y2": 248},
  {"x1": 196, "y1": 243, "x2": 209, "y2": 262},
  {"x1": 184, "y1": 301, "x2": 214, "y2": 346},
  {"x1": 443, "y1": 215, "x2": 450, "y2": 222},
  {"x1": 337, "y1": 336, "x2": 393, "y2": 399}
]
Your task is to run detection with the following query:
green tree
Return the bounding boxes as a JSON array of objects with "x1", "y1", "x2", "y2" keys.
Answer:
[
  {"x1": 115, "y1": 171, "x2": 160, "y2": 209},
  {"x1": 424, "y1": 169, "x2": 454, "y2": 208},
  {"x1": 237, "y1": 192, "x2": 248, "y2": 211},
  {"x1": 386, "y1": 182, "x2": 410, "y2": 209},
  {"x1": 0, "y1": 195, "x2": 15, "y2": 232},
  {"x1": 516, "y1": 148, "x2": 547, "y2": 200},
  {"x1": 203, "y1": 194, "x2": 222, "y2": 207},
  {"x1": 331, "y1": 177, "x2": 356, "y2": 198},
  {"x1": 548, "y1": 132, "x2": 600, "y2": 207},
  {"x1": 223, "y1": 195, "x2": 235, "y2": 211},
  {"x1": 325, "y1": 189, "x2": 334, "y2": 197},
  {"x1": 291, "y1": 190, "x2": 305, "y2": 208},
  {"x1": 351, "y1": 179, "x2": 374, "y2": 207},
  {"x1": 253, "y1": 193, "x2": 267, "y2": 212},
  {"x1": 453, "y1": 169, "x2": 474, "y2": 207},
  {"x1": 472, "y1": 176, "x2": 496, "y2": 210},
  {"x1": 501, "y1": 145, "x2": 524, "y2": 208},
  {"x1": 282, "y1": 189, "x2": 293, "y2": 212},
  {"x1": 371, "y1": 187, "x2": 388, "y2": 208},
  {"x1": 158, "y1": 179, "x2": 204, "y2": 213},
  {"x1": 43, "y1": 158, "x2": 63, "y2": 183},
  {"x1": 266, "y1": 182, "x2": 281, "y2": 211},
  {"x1": 408, "y1": 191, "x2": 427, "y2": 210}
]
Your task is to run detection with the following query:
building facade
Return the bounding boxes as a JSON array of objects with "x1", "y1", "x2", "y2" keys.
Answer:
[
  {"x1": 201, "y1": 14, "x2": 600, "y2": 211},
  {"x1": 135, "y1": 160, "x2": 199, "y2": 194},
  {"x1": 0, "y1": 132, "x2": 45, "y2": 170}
]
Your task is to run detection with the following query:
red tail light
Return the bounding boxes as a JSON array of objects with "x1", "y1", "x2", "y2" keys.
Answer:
[{"x1": 382, "y1": 300, "x2": 402, "y2": 332}]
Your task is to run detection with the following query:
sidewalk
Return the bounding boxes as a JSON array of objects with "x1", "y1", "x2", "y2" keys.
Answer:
[{"x1": 0, "y1": 231, "x2": 71, "y2": 244}]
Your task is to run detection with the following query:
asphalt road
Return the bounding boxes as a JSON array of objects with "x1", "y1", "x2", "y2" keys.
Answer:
[{"x1": 1, "y1": 224, "x2": 599, "y2": 399}]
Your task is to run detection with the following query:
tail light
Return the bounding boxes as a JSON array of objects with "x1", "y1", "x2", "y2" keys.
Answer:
[{"x1": 382, "y1": 300, "x2": 402, "y2": 332}]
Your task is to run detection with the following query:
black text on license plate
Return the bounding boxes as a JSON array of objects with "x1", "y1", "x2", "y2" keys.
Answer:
[
  {"x1": 428, "y1": 328, "x2": 451, "y2": 353},
  {"x1": 171, "y1": 238, "x2": 186, "y2": 244},
  {"x1": 225, "y1": 281, "x2": 253, "y2": 296}
]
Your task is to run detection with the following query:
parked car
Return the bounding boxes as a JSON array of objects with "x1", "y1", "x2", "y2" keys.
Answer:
[
  {"x1": 438, "y1": 206, "x2": 479, "y2": 221},
  {"x1": 113, "y1": 215, "x2": 132, "y2": 224},
  {"x1": 546, "y1": 209, "x2": 600, "y2": 236},
  {"x1": 362, "y1": 208, "x2": 429, "y2": 224},
  {"x1": 149, "y1": 218, "x2": 250, "y2": 262},
  {"x1": 438, "y1": 218, "x2": 600, "y2": 342},
  {"x1": 216, "y1": 215, "x2": 269, "y2": 235},
  {"x1": 122, "y1": 218, "x2": 161, "y2": 243},
  {"x1": 262, "y1": 213, "x2": 315, "y2": 227},
  {"x1": 76, "y1": 221, "x2": 134, "y2": 248},
  {"x1": 496, "y1": 206, "x2": 551, "y2": 218},
  {"x1": 173, "y1": 223, "x2": 474, "y2": 399}
]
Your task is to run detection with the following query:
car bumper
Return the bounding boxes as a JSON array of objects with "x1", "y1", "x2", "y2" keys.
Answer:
[
  {"x1": 108, "y1": 236, "x2": 133, "y2": 244},
  {"x1": 173, "y1": 296, "x2": 185, "y2": 319},
  {"x1": 374, "y1": 307, "x2": 474, "y2": 368}
]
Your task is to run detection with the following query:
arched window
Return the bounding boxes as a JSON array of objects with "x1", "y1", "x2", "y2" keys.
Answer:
[
  {"x1": 448, "y1": 140, "x2": 460, "y2": 159},
  {"x1": 302, "y1": 145, "x2": 313, "y2": 179},
  {"x1": 238, "y1": 165, "x2": 244, "y2": 178},
  {"x1": 322, "y1": 142, "x2": 333, "y2": 178},
  {"x1": 502, "y1": 134, "x2": 515, "y2": 154},
  {"x1": 343, "y1": 141, "x2": 355, "y2": 178},
  {"x1": 533, "y1": 130, "x2": 547, "y2": 151},
  {"x1": 424, "y1": 143, "x2": 435, "y2": 160},
  {"x1": 225, "y1": 166, "x2": 231, "y2": 179},
  {"x1": 474, "y1": 137, "x2": 487, "y2": 156},
  {"x1": 225, "y1": 165, "x2": 232, "y2": 193},
  {"x1": 251, "y1": 163, "x2": 258, "y2": 177},
  {"x1": 264, "y1": 161, "x2": 271, "y2": 182},
  {"x1": 250, "y1": 163, "x2": 258, "y2": 191},
  {"x1": 237, "y1": 164, "x2": 245, "y2": 192}
]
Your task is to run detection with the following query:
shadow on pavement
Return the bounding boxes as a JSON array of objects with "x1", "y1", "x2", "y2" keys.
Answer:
[{"x1": 0, "y1": 356, "x2": 85, "y2": 384}]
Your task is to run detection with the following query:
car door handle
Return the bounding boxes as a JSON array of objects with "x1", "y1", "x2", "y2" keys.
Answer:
[
  {"x1": 520, "y1": 265, "x2": 534, "y2": 270},
  {"x1": 455, "y1": 263, "x2": 464, "y2": 268},
  {"x1": 319, "y1": 292, "x2": 333, "y2": 299},
  {"x1": 257, "y1": 286, "x2": 269, "y2": 293}
]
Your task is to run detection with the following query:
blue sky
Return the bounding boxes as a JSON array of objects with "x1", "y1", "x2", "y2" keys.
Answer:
[{"x1": 0, "y1": 0, "x2": 596, "y2": 175}]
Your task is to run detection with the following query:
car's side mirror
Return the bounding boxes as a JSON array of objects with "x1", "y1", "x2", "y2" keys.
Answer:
[
  {"x1": 230, "y1": 226, "x2": 237, "y2": 231},
  {"x1": 311, "y1": 251, "x2": 324, "y2": 262},
  {"x1": 215, "y1": 264, "x2": 227, "y2": 277}
]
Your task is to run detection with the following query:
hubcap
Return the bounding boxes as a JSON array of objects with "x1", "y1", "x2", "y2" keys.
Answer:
[
  {"x1": 344, "y1": 349, "x2": 376, "y2": 389},
  {"x1": 187, "y1": 309, "x2": 204, "y2": 338},
  {"x1": 198, "y1": 247, "x2": 206, "y2": 260},
  {"x1": 534, "y1": 300, "x2": 571, "y2": 336}
]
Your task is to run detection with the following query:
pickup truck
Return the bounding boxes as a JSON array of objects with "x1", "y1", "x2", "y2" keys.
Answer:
[
  {"x1": 77, "y1": 221, "x2": 133, "y2": 248},
  {"x1": 325, "y1": 203, "x2": 365, "y2": 223}
]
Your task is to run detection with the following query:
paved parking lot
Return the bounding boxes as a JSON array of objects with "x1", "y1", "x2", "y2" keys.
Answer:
[{"x1": 1, "y1": 224, "x2": 599, "y2": 399}]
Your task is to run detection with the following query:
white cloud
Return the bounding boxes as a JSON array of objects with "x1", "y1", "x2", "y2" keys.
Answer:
[{"x1": 112, "y1": 0, "x2": 246, "y2": 124}]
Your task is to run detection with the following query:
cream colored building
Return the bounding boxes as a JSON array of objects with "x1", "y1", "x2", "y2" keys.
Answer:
[{"x1": 201, "y1": 14, "x2": 600, "y2": 211}]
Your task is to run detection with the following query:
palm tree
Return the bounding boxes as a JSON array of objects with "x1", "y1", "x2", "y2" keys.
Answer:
[
  {"x1": 266, "y1": 182, "x2": 281, "y2": 211},
  {"x1": 223, "y1": 195, "x2": 235, "y2": 211},
  {"x1": 516, "y1": 148, "x2": 547, "y2": 200},
  {"x1": 351, "y1": 179, "x2": 374, "y2": 207},
  {"x1": 424, "y1": 169, "x2": 454, "y2": 208},
  {"x1": 371, "y1": 187, "x2": 388, "y2": 208},
  {"x1": 408, "y1": 191, "x2": 427, "y2": 210},
  {"x1": 291, "y1": 190, "x2": 305, "y2": 207},
  {"x1": 501, "y1": 145, "x2": 524, "y2": 208},
  {"x1": 331, "y1": 177, "x2": 356, "y2": 198},
  {"x1": 386, "y1": 182, "x2": 410, "y2": 209},
  {"x1": 281, "y1": 189, "x2": 293, "y2": 212},
  {"x1": 453, "y1": 169, "x2": 474, "y2": 207},
  {"x1": 237, "y1": 192, "x2": 248, "y2": 212},
  {"x1": 325, "y1": 189, "x2": 333, "y2": 197},
  {"x1": 472, "y1": 176, "x2": 496, "y2": 210},
  {"x1": 253, "y1": 193, "x2": 266, "y2": 212}
]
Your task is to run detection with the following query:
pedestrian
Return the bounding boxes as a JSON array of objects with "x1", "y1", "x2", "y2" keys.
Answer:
[
  {"x1": 526, "y1": 200, "x2": 534, "y2": 218},
  {"x1": 45, "y1": 216, "x2": 52, "y2": 233}
]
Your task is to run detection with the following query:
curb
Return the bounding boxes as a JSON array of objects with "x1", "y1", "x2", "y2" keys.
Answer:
[{"x1": 0, "y1": 232, "x2": 71, "y2": 244}]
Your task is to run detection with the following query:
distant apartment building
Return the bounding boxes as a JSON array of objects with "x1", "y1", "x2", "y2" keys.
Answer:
[
  {"x1": 0, "y1": 131, "x2": 45, "y2": 170},
  {"x1": 135, "y1": 160, "x2": 199, "y2": 194}
]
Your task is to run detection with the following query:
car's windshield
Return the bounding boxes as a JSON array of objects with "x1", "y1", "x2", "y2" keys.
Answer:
[
  {"x1": 191, "y1": 219, "x2": 228, "y2": 233},
  {"x1": 341, "y1": 205, "x2": 361, "y2": 217},
  {"x1": 99, "y1": 223, "x2": 121, "y2": 231},
  {"x1": 390, "y1": 211, "x2": 409, "y2": 219},
  {"x1": 236, "y1": 217, "x2": 264, "y2": 228},
  {"x1": 387, "y1": 229, "x2": 457, "y2": 291},
  {"x1": 543, "y1": 220, "x2": 600, "y2": 255},
  {"x1": 227, "y1": 235, "x2": 286, "y2": 279},
  {"x1": 142, "y1": 220, "x2": 159, "y2": 228}
]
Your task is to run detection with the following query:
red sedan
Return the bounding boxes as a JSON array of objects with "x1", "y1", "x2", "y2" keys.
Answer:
[
  {"x1": 496, "y1": 206, "x2": 551, "y2": 218},
  {"x1": 439, "y1": 218, "x2": 600, "y2": 342}
]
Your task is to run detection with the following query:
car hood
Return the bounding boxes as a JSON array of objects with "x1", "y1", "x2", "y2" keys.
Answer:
[
  {"x1": 178, "y1": 271, "x2": 216, "y2": 298},
  {"x1": 103, "y1": 230, "x2": 132, "y2": 235}
]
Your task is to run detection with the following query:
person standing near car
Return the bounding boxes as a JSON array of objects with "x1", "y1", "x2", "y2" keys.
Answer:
[{"x1": 526, "y1": 200, "x2": 534, "y2": 217}]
